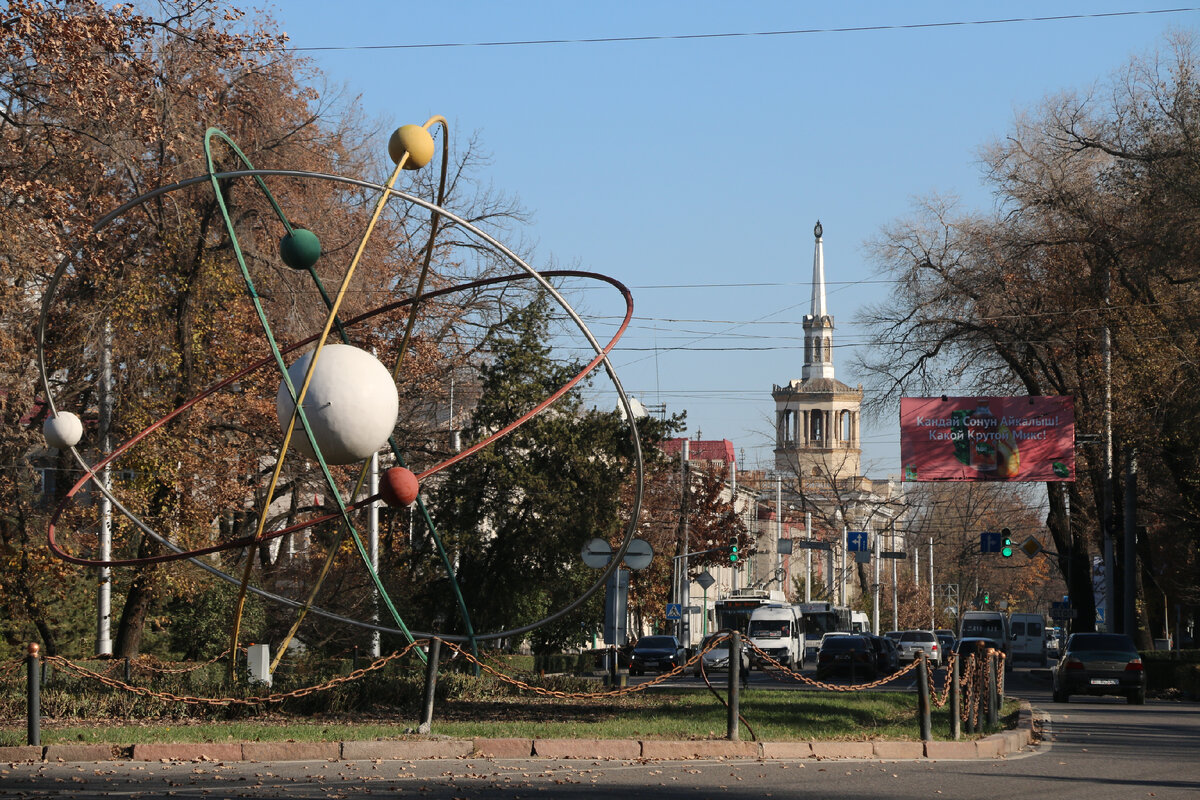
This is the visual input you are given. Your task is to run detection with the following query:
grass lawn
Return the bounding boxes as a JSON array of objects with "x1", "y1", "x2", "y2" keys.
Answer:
[{"x1": 0, "y1": 690, "x2": 1018, "y2": 746}]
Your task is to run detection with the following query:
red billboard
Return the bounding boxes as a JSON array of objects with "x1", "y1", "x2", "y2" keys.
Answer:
[{"x1": 900, "y1": 396, "x2": 1075, "y2": 482}]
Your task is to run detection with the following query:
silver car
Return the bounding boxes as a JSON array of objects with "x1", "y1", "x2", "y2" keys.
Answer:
[
  {"x1": 695, "y1": 632, "x2": 750, "y2": 677},
  {"x1": 897, "y1": 629, "x2": 942, "y2": 667}
]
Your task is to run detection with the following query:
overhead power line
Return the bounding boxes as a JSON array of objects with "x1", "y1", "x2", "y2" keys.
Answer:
[{"x1": 284, "y1": 8, "x2": 1200, "y2": 53}]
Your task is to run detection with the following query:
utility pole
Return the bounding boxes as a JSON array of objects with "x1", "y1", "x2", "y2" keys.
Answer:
[
  {"x1": 805, "y1": 510, "x2": 812, "y2": 603},
  {"x1": 929, "y1": 537, "x2": 935, "y2": 629},
  {"x1": 872, "y1": 527, "x2": 880, "y2": 635},
  {"x1": 775, "y1": 476, "x2": 782, "y2": 595},
  {"x1": 96, "y1": 322, "x2": 113, "y2": 657},
  {"x1": 840, "y1": 524, "x2": 847, "y2": 606},
  {"x1": 891, "y1": 520, "x2": 899, "y2": 632},
  {"x1": 1102, "y1": 266, "x2": 1116, "y2": 631},
  {"x1": 1124, "y1": 450, "x2": 1137, "y2": 638},
  {"x1": 914, "y1": 524, "x2": 920, "y2": 587},
  {"x1": 369, "y1": 451, "x2": 380, "y2": 658},
  {"x1": 675, "y1": 440, "x2": 689, "y2": 641}
]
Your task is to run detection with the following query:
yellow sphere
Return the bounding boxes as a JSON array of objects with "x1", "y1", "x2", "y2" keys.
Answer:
[{"x1": 388, "y1": 125, "x2": 435, "y2": 169}]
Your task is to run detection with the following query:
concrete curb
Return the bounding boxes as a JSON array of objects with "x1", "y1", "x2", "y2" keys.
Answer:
[{"x1": 0, "y1": 704, "x2": 1037, "y2": 765}]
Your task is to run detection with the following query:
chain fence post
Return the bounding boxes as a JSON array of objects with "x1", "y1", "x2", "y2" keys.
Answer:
[
  {"x1": 727, "y1": 631, "x2": 740, "y2": 742},
  {"x1": 916, "y1": 650, "x2": 932, "y2": 741},
  {"x1": 966, "y1": 655, "x2": 978, "y2": 734},
  {"x1": 949, "y1": 653, "x2": 961, "y2": 740},
  {"x1": 26, "y1": 643, "x2": 40, "y2": 747},
  {"x1": 418, "y1": 638, "x2": 441, "y2": 735},
  {"x1": 987, "y1": 650, "x2": 1000, "y2": 727}
]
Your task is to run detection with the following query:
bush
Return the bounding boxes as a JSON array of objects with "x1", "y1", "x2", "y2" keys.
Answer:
[
  {"x1": 166, "y1": 583, "x2": 266, "y2": 660},
  {"x1": 1141, "y1": 649, "x2": 1200, "y2": 698},
  {"x1": 531, "y1": 652, "x2": 596, "y2": 675},
  {"x1": 0, "y1": 646, "x2": 603, "y2": 722}
]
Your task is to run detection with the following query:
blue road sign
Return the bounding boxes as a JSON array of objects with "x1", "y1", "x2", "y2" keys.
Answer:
[
  {"x1": 980, "y1": 531, "x2": 1002, "y2": 553},
  {"x1": 665, "y1": 603, "x2": 683, "y2": 620},
  {"x1": 847, "y1": 531, "x2": 868, "y2": 552}
]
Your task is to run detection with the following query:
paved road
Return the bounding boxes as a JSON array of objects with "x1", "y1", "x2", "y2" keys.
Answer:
[{"x1": 3, "y1": 668, "x2": 1197, "y2": 799}]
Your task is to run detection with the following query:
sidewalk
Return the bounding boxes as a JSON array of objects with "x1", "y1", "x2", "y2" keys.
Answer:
[{"x1": 0, "y1": 703, "x2": 1035, "y2": 763}]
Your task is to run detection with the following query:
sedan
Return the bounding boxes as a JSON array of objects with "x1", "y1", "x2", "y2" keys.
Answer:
[
  {"x1": 694, "y1": 633, "x2": 750, "y2": 677},
  {"x1": 867, "y1": 633, "x2": 900, "y2": 674},
  {"x1": 630, "y1": 635, "x2": 686, "y2": 675},
  {"x1": 1053, "y1": 632, "x2": 1146, "y2": 704},
  {"x1": 897, "y1": 629, "x2": 942, "y2": 667},
  {"x1": 816, "y1": 635, "x2": 876, "y2": 681}
]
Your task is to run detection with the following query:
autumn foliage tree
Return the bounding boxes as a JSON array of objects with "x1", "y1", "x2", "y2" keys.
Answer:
[
  {"x1": 1, "y1": 1, "x2": 526, "y2": 659},
  {"x1": 858, "y1": 32, "x2": 1200, "y2": 642}
]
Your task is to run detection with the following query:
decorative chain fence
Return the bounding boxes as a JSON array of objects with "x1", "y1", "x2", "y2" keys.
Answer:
[
  {"x1": 13, "y1": 634, "x2": 1010, "y2": 746},
  {"x1": 38, "y1": 644, "x2": 417, "y2": 707},
  {"x1": 747, "y1": 641, "x2": 922, "y2": 692}
]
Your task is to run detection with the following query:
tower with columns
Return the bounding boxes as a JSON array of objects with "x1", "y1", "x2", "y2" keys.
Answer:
[{"x1": 773, "y1": 221, "x2": 863, "y2": 485}]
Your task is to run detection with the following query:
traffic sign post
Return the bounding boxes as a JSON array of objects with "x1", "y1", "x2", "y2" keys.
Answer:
[
  {"x1": 847, "y1": 531, "x2": 868, "y2": 552},
  {"x1": 603, "y1": 568, "x2": 629, "y2": 645},
  {"x1": 1019, "y1": 536, "x2": 1043, "y2": 558},
  {"x1": 980, "y1": 531, "x2": 1001, "y2": 554},
  {"x1": 1050, "y1": 600, "x2": 1075, "y2": 621},
  {"x1": 695, "y1": 571, "x2": 715, "y2": 637},
  {"x1": 585, "y1": 538, "x2": 654, "y2": 660},
  {"x1": 665, "y1": 603, "x2": 683, "y2": 621},
  {"x1": 879, "y1": 551, "x2": 907, "y2": 559},
  {"x1": 792, "y1": 540, "x2": 831, "y2": 550}
]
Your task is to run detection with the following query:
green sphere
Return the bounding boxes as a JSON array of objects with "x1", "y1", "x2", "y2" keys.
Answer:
[{"x1": 279, "y1": 228, "x2": 321, "y2": 269}]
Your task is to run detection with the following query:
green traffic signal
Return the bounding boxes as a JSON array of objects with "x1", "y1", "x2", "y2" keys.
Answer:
[
  {"x1": 729, "y1": 537, "x2": 739, "y2": 562},
  {"x1": 983, "y1": 591, "x2": 990, "y2": 605},
  {"x1": 1001, "y1": 527, "x2": 1013, "y2": 558}
]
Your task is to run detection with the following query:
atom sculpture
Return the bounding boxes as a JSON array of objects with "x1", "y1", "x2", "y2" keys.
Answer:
[{"x1": 35, "y1": 117, "x2": 646, "y2": 678}]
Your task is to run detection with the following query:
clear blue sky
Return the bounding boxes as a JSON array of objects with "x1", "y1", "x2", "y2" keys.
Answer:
[{"x1": 269, "y1": 1, "x2": 1196, "y2": 476}]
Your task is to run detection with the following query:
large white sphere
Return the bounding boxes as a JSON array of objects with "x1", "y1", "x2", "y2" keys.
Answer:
[
  {"x1": 275, "y1": 344, "x2": 398, "y2": 465},
  {"x1": 43, "y1": 411, "x2": 83, "y2": 449}
]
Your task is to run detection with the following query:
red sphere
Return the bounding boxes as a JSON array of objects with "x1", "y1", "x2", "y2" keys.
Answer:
[{"x1": 380, "y1": 467, "x2": 419, "y2": 507}]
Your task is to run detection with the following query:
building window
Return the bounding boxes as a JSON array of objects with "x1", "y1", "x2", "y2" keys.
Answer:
[{"x1": 36, "y1": 468, "x2": 56, "y2": 502}]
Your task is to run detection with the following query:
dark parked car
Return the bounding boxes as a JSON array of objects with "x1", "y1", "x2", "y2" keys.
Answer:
[
  {"x1": 955, "y1": 637, "x2": 1005, "y2": 674},
  {"x1": 867, "y1": 634, "x2": 900, "y2": 674},
  {"x1": 816, "y1": 635, "x2": 876, "y2": 680},
  {"x1": 630, "y1": 635, "x2": 686, "y2": 675},
  {"x1": 1053, "y1": 632, "x2": 1146, "y2": 704},
  {"x1": 956, "y1": 636, "x2": 1003, "y2": 658}
]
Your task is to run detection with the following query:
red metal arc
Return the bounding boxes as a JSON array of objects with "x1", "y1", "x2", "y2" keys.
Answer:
[{"x1": 48, "y1": 270, "x2": 633, "y2": 567}]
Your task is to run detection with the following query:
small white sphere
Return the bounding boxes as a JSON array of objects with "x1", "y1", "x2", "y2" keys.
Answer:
[
  {"x1": 43, "y1": 411, "x2": 84, "y2": 449},
  {"x1": 275, "y1": 344, "x2": 398, "y2": 465}
]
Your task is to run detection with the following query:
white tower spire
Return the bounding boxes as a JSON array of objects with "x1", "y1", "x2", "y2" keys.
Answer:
[
  {"x1": 810, "y1": 219, "x2": 827, "y2": 318},
  {"x1": 802, "y1": 221, "x2": 835, "y2": 381}
]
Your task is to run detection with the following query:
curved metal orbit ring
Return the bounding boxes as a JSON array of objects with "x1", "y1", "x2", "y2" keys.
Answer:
[{"x1": 34, "y1": 130, "x2": 647, "y2": 646}]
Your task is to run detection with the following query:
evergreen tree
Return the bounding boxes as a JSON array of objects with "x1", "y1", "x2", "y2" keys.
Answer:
[{"x1": 431, "y1": 295, "x2": 645, "y2": 651}]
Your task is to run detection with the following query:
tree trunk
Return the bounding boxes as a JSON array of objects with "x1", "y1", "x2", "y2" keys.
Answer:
[
  {"x1": 114, "y1": 532, "x2": 162, "y2": 658},
  {"x1": 114, "y1": 567, "x2": 156, "y2": 658}
]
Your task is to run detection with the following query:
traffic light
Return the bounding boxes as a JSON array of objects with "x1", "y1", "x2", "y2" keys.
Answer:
[
  {"x1": 729, "y1": 537, "x2": 739, "y2": 563},
  {"x1": 983, "y1": 591, "x2": 990, "y2": 605},
  {"x1": 1001, "y1": 527, "x2": 1013, "y2": 558}
]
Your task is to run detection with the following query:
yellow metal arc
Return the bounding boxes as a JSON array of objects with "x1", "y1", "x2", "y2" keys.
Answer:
[
  {"x1": 229, "y1": 141, "x2": 416, "y2": 681},
  {"x1": 267, "y1": 115, "x2": 450, "y2": 675}
]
